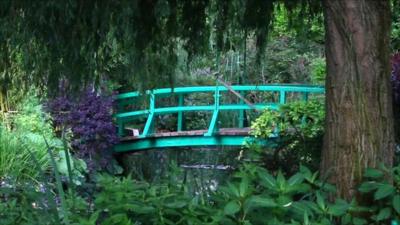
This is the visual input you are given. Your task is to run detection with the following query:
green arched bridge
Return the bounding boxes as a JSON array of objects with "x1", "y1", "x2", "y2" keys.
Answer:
[{"x1": 114, "y1": 84, "x2": 325, "y2": 153}]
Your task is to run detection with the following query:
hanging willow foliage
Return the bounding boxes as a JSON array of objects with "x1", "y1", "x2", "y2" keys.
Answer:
[{"x1": 0, "y1": 0, "x2": 322, "y2": 97}]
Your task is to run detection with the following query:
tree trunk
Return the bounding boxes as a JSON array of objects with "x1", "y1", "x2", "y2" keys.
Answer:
[{"x1": 321, "y1": 0, "x2": 394, "y2": 200}]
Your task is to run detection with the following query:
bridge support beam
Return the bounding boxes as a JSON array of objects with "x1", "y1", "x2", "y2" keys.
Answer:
[
  {"x1": 177, "y1": 94, "x2": 184, "y2": 131},
  {"x1": 205, "y1": 85, "x2": 220, "y2": 136},
  {"x1": 205, "y1": 110, "x2": 219, "y2": 136},
  {"x1": 141, "y1": 93, "x2": 155, "y2": 137},
  {"x1": 114, "y1": 135, "x2": 272, "y2": 152},
  {"x1": 279, "y1": 90, "x2": 286, "y2": 104},
  {"x1": 238, "y1": 91, "x2": 245, "y2": 128}
]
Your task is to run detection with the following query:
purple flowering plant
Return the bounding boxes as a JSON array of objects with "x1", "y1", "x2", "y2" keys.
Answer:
[
  {"x1": 392, "y1": 53, "x2": 400, "y2": 104},
  {"x1": 47, "y1": 87, "x2": 118, "y2": 171}
]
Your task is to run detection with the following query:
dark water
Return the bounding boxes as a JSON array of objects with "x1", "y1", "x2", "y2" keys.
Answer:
[{"x1": 117, "y1": 146, "x2": 243, "y2": 194}]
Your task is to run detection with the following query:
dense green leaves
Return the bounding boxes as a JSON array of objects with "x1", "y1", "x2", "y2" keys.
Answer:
[
  {"x1": 0, "y1": 0, "x2": 324, "y2": 97},
  {"x1": 251, "y1": 99, "x2": 325, "y2": 172},
  {"x1": 1, "y1": 160, "x2": 400, "y2": 224}
]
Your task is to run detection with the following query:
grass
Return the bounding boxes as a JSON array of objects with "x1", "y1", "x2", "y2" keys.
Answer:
[{"x1": 0, "y1": 126, "x2": 48, "y2": 182}]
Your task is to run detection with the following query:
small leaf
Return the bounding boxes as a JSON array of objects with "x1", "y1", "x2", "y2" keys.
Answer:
[
  {"x1": 374, "y1": 184, "x2": 395, "y2": 200},
  {"x1": 376, "y1": 207, "x2": 391, "y2": 221},
  {"x1": 224, "y1": 201, "x2": 240, "y2": 215}
]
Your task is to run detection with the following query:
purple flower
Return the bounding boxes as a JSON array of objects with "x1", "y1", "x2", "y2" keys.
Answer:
[
  {"x1": 392, "y1": 53, "x2": 400, "y2": 104},
  {"x1": 47, "y1": 87, "x2": 118, "y2": 171}
]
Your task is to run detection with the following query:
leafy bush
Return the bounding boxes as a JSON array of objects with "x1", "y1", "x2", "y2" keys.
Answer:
[
  {"x1": 356, "y1": 165, "x2": 400, "y2": 223},
  {"x1": 310, "y1": 57, "x2": 326, "y2": 85},
  {"x1": 1, "y1": 156, "x2": 399, "y2": 225},
  {"x1": 0, "y1": 95, "x2": 59, "y2": 182},
  {"x1": 251, "y1": 100, "x2": 325, "y2": 172},
  {"x1": 47, "y1": 88, "x2": 118, "y2": 171},
  {"x1": 0, "y1": 127, "x2": 48, "y2": 182}
]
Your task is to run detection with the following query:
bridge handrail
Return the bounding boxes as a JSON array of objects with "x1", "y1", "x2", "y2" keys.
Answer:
[
  {"x1": 116, "y1": 84, "x2": 324, "y2": 100},
  {"x1": 115, "y1": 84, "x2": 325, "y2": 138}
]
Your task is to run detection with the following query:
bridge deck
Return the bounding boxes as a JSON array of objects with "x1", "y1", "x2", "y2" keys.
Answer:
[{"x1": 121, "y1": 128, "x2": 251, "y2": 141}]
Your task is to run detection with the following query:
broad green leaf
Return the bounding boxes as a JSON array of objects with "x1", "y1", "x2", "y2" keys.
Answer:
[
  {"x1": 340, "y1": 213, "x2": 352, "y2": 225},
  {"x1": 316, "y1": 191, "x2": 326, "y2": 211},
  {"x1": 243, "y1": 220, "x2": 253, "y2": 225},
  {"x1": 243, "y1": 195, "x2": 276, "y2": 213},
  {"x1": 353, "y1": 217, "x2": 367, "y2": 225},
  {"x1": 358, "y1": 181, "x2": 379, "y2": 193},
  {"x1": 165, "y1": 200, "x2": 187, "y2": 209},
  {"x1": 276, "y1": 171, "x2": 286, "y2": 191},
  {"x1": 224, "y1": 201, "x2": 240, "y2": 215},
  {"x1": 133, "y1": 206, "x2": 156, "y2": 214},
  {"x1": 226, "y1": 182, "x2": 240, "y2": 198},
  {"x1": 328, "y1": 199, "x2": 349, "y2": 216},
  {"x1": 239, "y1": 177, "x2": 249, "y2": 197},
  {"x1": 300, "y1": 165, "x2": 312, "y2": 180},
  {"x1": 291, "y1": 201, "x2": 312, "y2": 216},
  {"x1": 258, "y1": 170, "x2": 277, "y2": 189},
  {"x1": 303, "y1": 211, "x2": 310, "y2": 225},
  {"x1": 364, "y1": 168, "x2": 384, "y2": 179},
  {"x1": 288, "y1": 173, "x2": 304, "y2": 186},
  {"x1": 393, "y1": 195, "x2": 400, "y2": 214},
  {"x1": 374, "y1": 184, "x2": 395, "y2": 200},
  {"x1": 376, "y1": 207, "x2": 391, "y2": 221}
]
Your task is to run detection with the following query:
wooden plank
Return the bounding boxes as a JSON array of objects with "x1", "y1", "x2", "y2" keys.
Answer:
[{"x1": 120, "y1": 128, "x2": 252, "y2": 141}]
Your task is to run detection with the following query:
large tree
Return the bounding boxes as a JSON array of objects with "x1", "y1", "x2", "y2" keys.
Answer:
[{"x1": 321, "y1": 0, "x2": 395, "y2": 200}]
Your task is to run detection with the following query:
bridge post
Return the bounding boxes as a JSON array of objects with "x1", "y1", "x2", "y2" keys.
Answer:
[
  {"x1": 117, "y1": 100, "x2": 125, "y2": 137},
  {"x1": 142, "y1": 93, "x2": 155, "y2": 137},
  {"x1": 177, "y1": 94, "x2": 184, "y2": 131},
  {"x1": 117, "y1": 121, "x2": 125, "y2": 137},
  {"x1": 205, "y1": 85, "x2": 220, "y2": 136},
  {"x1": 302, "y1": 92, "x2": 309, "y2": 101},
  {"x1": 238, "y1": 91, "x2": 245, "y2": 128},
  {"x1": 279, "y1": 90, "x2": 286, "y2": 104}
]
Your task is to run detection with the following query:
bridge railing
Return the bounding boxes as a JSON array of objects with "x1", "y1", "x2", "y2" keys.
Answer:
[{"x1": 115, "y1": 84, "x2": 325, "y2": 138}]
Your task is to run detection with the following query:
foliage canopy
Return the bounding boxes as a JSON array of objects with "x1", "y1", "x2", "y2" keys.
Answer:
[{"x1": 0, "y1": 0, "x2": 322, "y2": 95}]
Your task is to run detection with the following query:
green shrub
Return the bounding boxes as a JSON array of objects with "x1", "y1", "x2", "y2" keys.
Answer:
[
  {"x1": 310, "y1": 57, "x2": 326, "y2": 85},
  {"x1": 0, "y1": 95, "x2": 63, "y2": 182},
  {"x1": 0, "y1": 96, "x2": 69, "y2": 183},
  {"x1": 251, "y1": 100, "x2": 325, "y2": 172},
  {"x1": 0, "y1": 127, "x2": 48, "y2": 182},
  {"x1": 1, "y1": 161, "x2": 399, "y2": 225}
]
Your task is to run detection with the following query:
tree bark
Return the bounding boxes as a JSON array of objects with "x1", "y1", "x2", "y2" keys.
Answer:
[{"x1": 321, "y1": 0, "x2": 394, "y2": 200}]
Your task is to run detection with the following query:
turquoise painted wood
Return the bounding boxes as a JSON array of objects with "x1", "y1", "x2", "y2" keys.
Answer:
[
  {"x1": 177, "y1": 94, "x2": 184, "y2": 131},
  {"x1": 114, "y1": 136, "x2": 275, "y2": 152},
  {"x1": 114, "y1": 84, "x2": 325, "y2": 152}
]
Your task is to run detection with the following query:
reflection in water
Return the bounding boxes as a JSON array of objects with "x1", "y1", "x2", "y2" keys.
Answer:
[{"x1": 118, "y1": 146, "x2": 242, "y2": 195}]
